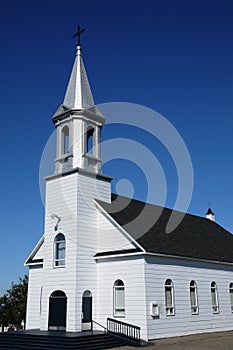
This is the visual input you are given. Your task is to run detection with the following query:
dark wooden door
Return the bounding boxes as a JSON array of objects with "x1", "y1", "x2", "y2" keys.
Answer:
[
  {"x1": 82, "y1": 291, "x2": 92, "y2": 331},
  {"x1": 48, "y1": 291, "x2": 67, "y2": 331}
]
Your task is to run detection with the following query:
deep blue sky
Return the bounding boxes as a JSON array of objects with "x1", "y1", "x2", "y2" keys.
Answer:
[{"x1": 0, "y1": 0, "x2": 232, "y2": 295}]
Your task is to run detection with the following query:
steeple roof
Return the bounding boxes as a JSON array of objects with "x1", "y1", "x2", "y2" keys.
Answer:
[
  {"x1": 206, "y1": 207, "x2": 214, "y2": 216},
  {"x1": 63, "y1": 45, "x2": 94, "y2": 109}
]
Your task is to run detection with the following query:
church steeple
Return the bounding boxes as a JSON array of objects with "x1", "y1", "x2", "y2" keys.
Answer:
[
  {"x1": 52, "y1": 29, "x2": 105, "y2": 175},
  {"x1": 63, "y1": 44, "x2": 94, "y2": 109}
]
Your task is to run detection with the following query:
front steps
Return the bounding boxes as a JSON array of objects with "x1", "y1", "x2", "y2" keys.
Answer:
[{"x1": 0, "y1": 330, "x2": 126, "y2": 350}]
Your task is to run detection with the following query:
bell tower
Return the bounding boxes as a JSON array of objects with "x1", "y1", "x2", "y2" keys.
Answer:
[
  {"x1": 31, "y1": 28, "x2": 112, "y2": 333},
  {"x1": 52, "y1": 29, "x2": 104, "y2": 175}
]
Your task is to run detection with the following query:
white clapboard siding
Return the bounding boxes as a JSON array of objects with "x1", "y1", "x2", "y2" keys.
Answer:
[
  {"x1": 95, "y1": 256, "x2": 148, "y2": 340},
  {"x1": 26, "y1": 266, "x2": 43, "y2": 330},
  {"x1": 97, "y1": 209, "x2": 136, "y2": 252},
  {"x1": 74, "y1": 173, "x2": 111, "y2": 330},
  {"x1": 32, "y1": 243, "x2": 44, "y2": 260},
  {"x1": 39, "y1": 173, "x2": 79, "y2": 331},
  {"x1": 145, "y1": 255, "x2": 233, "y2": 339},
  {"x1": 37, "y1": 171, "x2": 112, "y2": 331}
]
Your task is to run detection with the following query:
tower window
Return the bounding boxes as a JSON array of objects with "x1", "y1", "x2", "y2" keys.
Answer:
[
  {"x1": 165, "y1": 279, "x2": 175, "y2": 316},
  {"x1": 211, "y1": 281, "x2": 219, "y2": 313},
  {"x1": 87, "y1": 128, "x2": 94, "y2": 154},
  {"x1": 190, "y1": 281, "x2": 199, "y2": 314},
  {"x1": 54, "y1": 233, "x2": 66, "y2": 267},
  {"x1": 113, "y1": 279, "x2": 125, "y2": 317},
  {"x1": 62, "y1": 126, "x2": 69, "y2": 155}
]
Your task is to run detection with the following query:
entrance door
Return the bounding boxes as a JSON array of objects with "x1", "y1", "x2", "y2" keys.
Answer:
[
  {"x1": 82, "y1": 290, "x2": 92, "y2": 331},
  {"x1": 48, "y1": 290, "x2": 67, "y2": 331}
]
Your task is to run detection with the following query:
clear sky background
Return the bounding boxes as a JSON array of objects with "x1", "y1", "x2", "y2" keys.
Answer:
[{"x1": 0, "y1": 0, "x2": 232, "y2": 295}]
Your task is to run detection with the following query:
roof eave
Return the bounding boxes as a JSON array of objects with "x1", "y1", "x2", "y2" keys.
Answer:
[
  {"x1": 94, "y1": 250, "x2": 233, "y2": 266},
  {"x1": 24, "y1": 260, "x2": 43, "y2": 267},
  {"x1": 24, "y1": 235, "x2": 44, "y2": 266},
  {"x1": 52, "y1": 106, "x2": 105, "y2": 125},
  {"x1": 144, "y1": 251, "x2": 233, "y2": 267},
  {"x1": 94, "y1": 251, "x2": 145, "y2": 261}
]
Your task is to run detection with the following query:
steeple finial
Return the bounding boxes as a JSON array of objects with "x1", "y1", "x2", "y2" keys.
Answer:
[{"x1": 73, "y1": 25, "x2": 85, "y2": 47}]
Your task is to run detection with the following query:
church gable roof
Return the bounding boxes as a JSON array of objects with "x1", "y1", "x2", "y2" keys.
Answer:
[{"x1": 97, "y1": 194, "x2": 233, "y2": 264}]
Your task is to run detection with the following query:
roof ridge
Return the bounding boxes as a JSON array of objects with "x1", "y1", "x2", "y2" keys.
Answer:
[{"x1": 110, "y1": 193, "x2": 215, "y2": 224}]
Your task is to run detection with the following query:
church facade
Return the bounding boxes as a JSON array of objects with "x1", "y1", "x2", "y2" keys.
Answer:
[{"x1": 25, "y1": 38, "x2": 233, "y2": 341}]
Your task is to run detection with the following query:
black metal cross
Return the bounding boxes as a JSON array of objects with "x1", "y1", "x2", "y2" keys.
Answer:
[{"x1": 73, "y1": 25, "x2": 85, "y2": 46}]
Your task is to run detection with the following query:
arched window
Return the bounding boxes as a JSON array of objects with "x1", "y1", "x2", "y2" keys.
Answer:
[
  {"x1": 229, "y1": 283, "x2": 233, "y2": 312},
  {"x1": 113, "y1": 280, "x2": 125, "y2": 317},
  {"x1": 54, "y1": 233, "x2": 66, "y2": 267},
  {"x1": 190, "y1": 281, "x2": 199, "y2": 314},
  {"x1": 61, "y1": 126, "x2": 69, "y2": 155},
  {"x1": 87, "y1": 128, "x2": 94, "y2": 154},
  {"x1": 211, "y1": 282, "x2": 219, "y2": 313},
  {"x1": 165, "y1": 279, "x2": 175, "y2": 316}
]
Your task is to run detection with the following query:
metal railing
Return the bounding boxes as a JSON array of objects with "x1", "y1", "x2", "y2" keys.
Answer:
[
  {"x1": 107, "y1": 317, "x2": 141, "y2": 346},
  {"x1": 91, "y1": 319, "x2": 108, "y2": 333}
]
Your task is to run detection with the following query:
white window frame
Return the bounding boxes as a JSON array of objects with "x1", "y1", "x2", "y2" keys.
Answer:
[
  {"x1": 190, "y1": 281, "x2": 199, "y2": 315},
  {"x1": 165, "y1": 279, "x2": 175, "y2": 316},
  {"x1": 54, "y1": 233, "x2": 66, "y2": 267},
  {"x1": 229, "y1": 283, "x2": 233, "y2": 313},
  {"x1": 113, "y1": 280, "x2": 125, "y2": 317},
  {"x1": 211, "y1": 281, "x2": 219, "y2": 313}
]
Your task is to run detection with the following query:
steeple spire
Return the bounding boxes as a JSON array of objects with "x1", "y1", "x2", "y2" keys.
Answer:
[{"x1": 63, "y1": 26, "x2": 94, "y2": 110}]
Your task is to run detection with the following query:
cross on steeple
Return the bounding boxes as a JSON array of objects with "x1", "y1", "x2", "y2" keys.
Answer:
[{"x1": 73, "y1": 25, "x2": 85, "y2": 46}]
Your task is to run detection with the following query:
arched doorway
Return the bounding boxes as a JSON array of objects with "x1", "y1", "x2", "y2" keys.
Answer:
[
  {"x1": 82, "y1": 290, "x2": 92, "y2": 331},
  {"x1": 48, "y1": 290, "x2": 67, "y2": 331}
]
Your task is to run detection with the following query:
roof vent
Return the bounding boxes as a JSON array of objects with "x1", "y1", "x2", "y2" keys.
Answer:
[{"x1": 206, "y1": 207, "x2": 215, "y2": 222}]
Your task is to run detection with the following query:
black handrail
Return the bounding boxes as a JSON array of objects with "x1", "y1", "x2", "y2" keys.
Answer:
[
  {"x1": 107, "y1": 317, "x2": 141, "y2": 346},
  {"x1": 91, "y1": 319, "x2": 108, "y2": 333}
]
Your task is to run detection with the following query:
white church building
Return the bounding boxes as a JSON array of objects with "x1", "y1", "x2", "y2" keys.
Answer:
[{"x1": 25, "y1": 35, "x2": 233, "y2": 341}]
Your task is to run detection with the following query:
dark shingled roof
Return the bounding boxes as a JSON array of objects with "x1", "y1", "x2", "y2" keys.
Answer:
[{"x1": 97, "y1": 194, "x2": 233, "y2": 264}]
